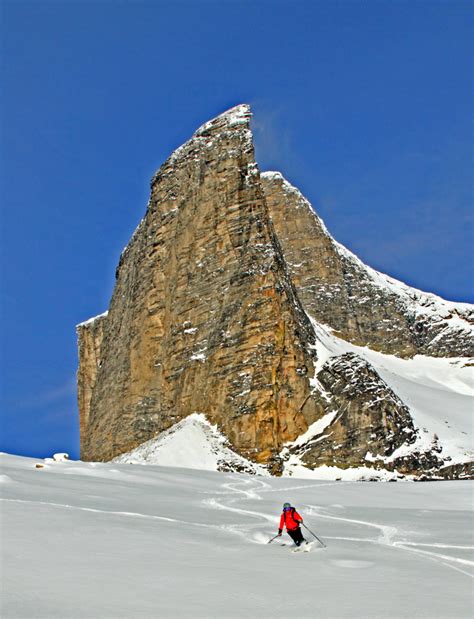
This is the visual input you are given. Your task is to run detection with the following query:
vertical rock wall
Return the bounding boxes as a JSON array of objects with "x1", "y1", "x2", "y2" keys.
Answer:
[
  {"x1": 76, "y1": 314, "x2": 107, "y2": 442},
  {"x1": 78, "y1": 105, "x2": 322, "y2": 465}
]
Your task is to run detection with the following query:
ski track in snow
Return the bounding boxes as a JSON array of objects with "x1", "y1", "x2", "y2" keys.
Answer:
[
  {"x1": 305, "y1": 504, "x2": 474, "y2": 578},
  {"x1": 202, "y1": 477, "x2": 474, "y2": 578},
  {"x1": 2, "y1": 474, "x2": 473, "y2": 580},
  {"x1": 0, "y1": 498, "x2": 223, "y2": 531}
]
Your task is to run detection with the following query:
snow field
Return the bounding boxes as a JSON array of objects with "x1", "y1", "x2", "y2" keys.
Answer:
[{"x1": 1, "y1": 454, "x2": 473, "y2": 618}]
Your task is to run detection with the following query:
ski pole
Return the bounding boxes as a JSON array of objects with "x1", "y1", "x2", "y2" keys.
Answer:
[
  {"x1": 267, "y1": 534, "x2": 280, "y2": 544},
  {"x1": 302, "y1": 523, "x2": 326, "y2": 548}
]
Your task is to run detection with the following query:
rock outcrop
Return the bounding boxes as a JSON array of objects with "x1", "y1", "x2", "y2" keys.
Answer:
[
  {"x1": 295, "y1": 353, "x2": 418, "y2": 469},
  {"x1": 77, "y1": 104, "x2": 473, "y2": 479}
]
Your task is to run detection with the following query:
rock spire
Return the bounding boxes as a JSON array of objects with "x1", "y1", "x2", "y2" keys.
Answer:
[{"x1": 77, "y1": 105, "x2": 473, "y2": 479}]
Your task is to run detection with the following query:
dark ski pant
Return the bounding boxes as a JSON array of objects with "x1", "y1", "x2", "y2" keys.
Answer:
[{"x1": 287, "y1": 527, "x2": 305, "y2": 546}]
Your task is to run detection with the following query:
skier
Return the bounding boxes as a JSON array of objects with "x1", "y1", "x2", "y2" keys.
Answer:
[{"x1": 277, "y1": 502, "x2": 306, "y2": 547}]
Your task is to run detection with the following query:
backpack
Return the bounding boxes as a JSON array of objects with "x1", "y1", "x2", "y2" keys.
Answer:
[{"x1": 284, "y1": 507, "x2": 300, "y2": 529}]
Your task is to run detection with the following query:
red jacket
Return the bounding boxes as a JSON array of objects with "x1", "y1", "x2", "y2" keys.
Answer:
[{"x1": 279, "y1": 509, "x2": 303, "y2": 531}]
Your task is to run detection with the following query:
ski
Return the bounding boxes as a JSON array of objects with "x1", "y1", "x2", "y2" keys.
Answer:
[{"x1": 292, "y1": 541, "x2": 314, "y2": 553}]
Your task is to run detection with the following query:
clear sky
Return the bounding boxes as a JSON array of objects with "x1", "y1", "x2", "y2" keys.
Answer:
[{"x1": 1, "y1": 0, "x2": 472, "y2": 459}]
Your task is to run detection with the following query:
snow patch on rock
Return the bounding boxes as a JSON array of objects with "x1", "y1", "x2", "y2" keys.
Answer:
[{"x1": 76, "y1": 312, "x2": 108, "y2": 328}]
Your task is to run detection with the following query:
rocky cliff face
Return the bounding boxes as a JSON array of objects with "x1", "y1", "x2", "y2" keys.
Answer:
[
  {"x1": 76, "y1": 313, "x2": 107, "y2": 442},
  {"x1": 78, "y1": 105, "x2": 323, "y2": 468},
  {"x1": 77, "y1": 104, "x2": 473, "y2": 479},
  {"x1": 298, "y1": 353, "x2": 417, "y2": 468}
]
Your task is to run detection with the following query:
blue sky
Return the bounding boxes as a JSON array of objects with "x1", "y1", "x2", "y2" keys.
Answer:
[{"x1": 1, "y1": 0, "x2": 472, "y2": 459}]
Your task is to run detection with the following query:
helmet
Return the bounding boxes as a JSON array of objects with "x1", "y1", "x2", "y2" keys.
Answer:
[{"x1": 283, "y1": 502, "x2": 292, "y2": 510}]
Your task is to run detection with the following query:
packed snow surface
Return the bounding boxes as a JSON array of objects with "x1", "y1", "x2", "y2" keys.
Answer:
[{"x1": 1, "y1": 454, "x2": 473, "y2": 618}]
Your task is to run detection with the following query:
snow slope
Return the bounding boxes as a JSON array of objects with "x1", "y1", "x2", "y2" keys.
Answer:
[
  {"x1": 113, "y1": 413, "x2": 267, "y2": 475},
  {"x1": 1, "y1": 454, "x2": 473, "y2": 619}
]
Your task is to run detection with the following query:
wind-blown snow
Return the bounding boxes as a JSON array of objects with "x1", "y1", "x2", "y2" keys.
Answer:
[
  {"x1": 1, "y1": 454, "x2": 472, "y2": 618},
  {"x1": 113, "y1": 413, "x2": 267, "y2": 475}
]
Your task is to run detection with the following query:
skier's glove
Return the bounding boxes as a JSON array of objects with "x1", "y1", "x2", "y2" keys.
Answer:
[{"x1": 278, "y1": 529, "x2": 282, "y2": 535}]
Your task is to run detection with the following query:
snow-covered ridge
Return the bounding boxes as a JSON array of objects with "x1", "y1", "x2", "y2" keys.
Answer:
[
  {"x1": 76, "y1": 311, "x2": 108, "y2": 329},
  {"x1": 113, "y1": 413, "x2": 268, "y2": 475},
  {"x1": 334, "y1": 239, "x2": 473, "y2": 317},
  {"x1": 263, "y1": 169, "x2": 472, "y2": 321}
]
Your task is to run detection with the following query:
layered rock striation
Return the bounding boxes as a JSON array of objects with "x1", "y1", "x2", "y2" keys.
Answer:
[
  {"x1": 78, "y1": 105, "x2": 323, "y2": 467},
  {"x1": 77, "y1": 104, "x2": 473, "y2": 478}
]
